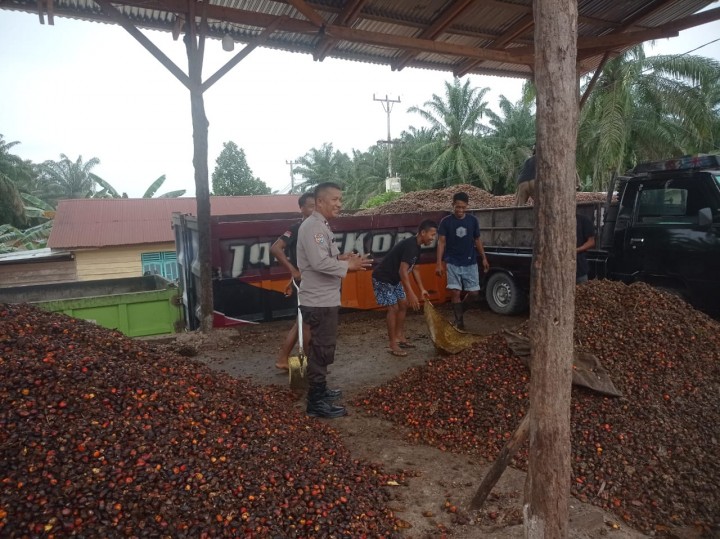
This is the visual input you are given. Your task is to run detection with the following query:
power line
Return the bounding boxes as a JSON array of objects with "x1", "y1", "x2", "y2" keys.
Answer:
[
  {"x1": 373, "y1": 93, "x2": 401, "y2": 189},
  {"x1": 285, "y1": 160, "x2": 298, "y2": 192}
]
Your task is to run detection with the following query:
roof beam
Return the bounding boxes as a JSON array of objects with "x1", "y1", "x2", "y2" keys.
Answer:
[
  {"x1": 455, "y1": 12, "x2": 534, "y2": 77},
  {"x1": 510, "y1": 4, "x2": 720, "y2": 67},
  {"x1": 579, "y1": 52, "x2": 610, "y2": 110},
  {"x1": 314, "y1": 0, "x2": 367, "y2": 62},
  {"x1": 35, "y1": 0, "x2": 54, "y2": 25},
  {"x1": 286, "y1": 0, "x2": 326, "y2": 28},
  {"x1": 202, "y1": 20, "x2": 280, "y2": 92},
  {"x1": 392, "y1": 0, "x2": 476, "y2": 71},
  {"x1": 94, "y1": 0, "x2": 197, "y2": 92},
  {"x1": 98, "y1": 0, "x2": 527, "y2": 64},
  {"x1": 621, "y1": 0, "x2": 677, "y2": 27},
  {"x1": 508, "y1": 23, "x2": 681, "y2": 59},
  {"x1": 483, "y1": 0, "x2": 640, "y2": 30},
  {"x1": 325, "y1": 24, "x2": 528, "y2": 65}
]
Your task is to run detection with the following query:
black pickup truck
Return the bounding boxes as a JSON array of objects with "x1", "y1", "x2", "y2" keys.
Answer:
[{"x1": 476, "y1": 155, "x2": 720, "y2": 317}]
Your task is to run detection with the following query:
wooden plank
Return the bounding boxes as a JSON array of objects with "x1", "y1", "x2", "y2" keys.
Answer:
[{"x1": 470, "y1": 414, "x2": 529, "y2": 509}]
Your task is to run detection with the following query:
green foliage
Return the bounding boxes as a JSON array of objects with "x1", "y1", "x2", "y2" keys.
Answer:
[
  {"x1": 577, "y1": 46, "x2": 720, "y2": 191},
  {"x1": 0, "y1": 135, "x2": 39, "y2": 201},
  {"x1": 0, "y1": 221, "x2": 52, "y2": 253},
  {"x1": 212, "y1": 141, "x2": 271, "y2": 196},
  {"x1": 483, "y1": 91, "x2": 536, "y2": 195},
  {"x1": 341, "y1": 147, "x2": 386, "y2": 209},
  {"x1": 141, "y1": 175, "x2": 186, "y2": 198},
  {"x1": 37, "y1": 154, "x2": 102, "y2": 202},
  {"x1": 0, "y1": 175, "x2": 26, "y2": 228},
  {"x1": 407, "y1": 79, "x2": 494, "y2": 189},
  {"x1": 362, "y1": 191, "x2": 402, "y2": 209},
  {"x1": 293, "y1": 143, "x2": 352, "y2": 193}
]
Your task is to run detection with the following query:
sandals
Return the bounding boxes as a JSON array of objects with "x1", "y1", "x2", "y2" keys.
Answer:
[
  {"x1": 397, "y1": 341, "x2": 416, "y2": 349},
  {"x1": 388, "y1": 349, "x2": 408, "y2": 357}
]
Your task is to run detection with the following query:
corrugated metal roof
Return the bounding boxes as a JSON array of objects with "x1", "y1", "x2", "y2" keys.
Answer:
[
  {"x1": 47, "y1": 196, "x2": 301, "y2": 249},
  {"x1": 1, "y1": 0, "x2": 716, "y2": 79},
  {"x1": 0, "y1": 248, "x2": 73, "y2": 265}
]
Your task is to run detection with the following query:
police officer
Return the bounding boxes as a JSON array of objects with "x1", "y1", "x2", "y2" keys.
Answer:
[{"x1": 296, "y1": 182, "x2": 372, "y2": 418}]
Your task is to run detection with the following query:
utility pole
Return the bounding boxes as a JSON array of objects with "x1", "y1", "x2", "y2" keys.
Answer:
[
  {"x1": 373, "y1": 94, "x2": 401, "y2": 192},
  {"x1": 285, "y1": 159, "x2": 298, "y2": 192}
]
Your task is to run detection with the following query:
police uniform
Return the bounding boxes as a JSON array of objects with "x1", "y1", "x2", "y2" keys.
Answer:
[{"x1": 296, "y1": 211, "x2": 349, "y2": 408}]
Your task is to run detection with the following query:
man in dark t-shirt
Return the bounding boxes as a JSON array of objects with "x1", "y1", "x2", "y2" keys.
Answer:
[
  {"x1": 270, "y1": 192, "x2": 315, "y2": 370},
  {"x1": 516, "y1": 144, "x2": 536, "y2": 206},
  {"x1": 373, "y1": 220, "x2": 437, "y2": 357},
  {"x1": 576, "y1": 214, "x2": 596, "y2": 284},
  {"x1": 435, "y1": 192, "x2": 490, "y2": 330}
]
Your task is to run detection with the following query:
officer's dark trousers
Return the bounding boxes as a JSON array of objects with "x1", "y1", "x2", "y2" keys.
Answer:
[{"x1": 300, "y1": 306, "x2": 339, "y2": 386}]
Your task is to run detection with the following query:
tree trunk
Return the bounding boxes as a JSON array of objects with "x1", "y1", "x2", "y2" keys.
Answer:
[
  {"x1": 525, "y1": 0, "x2": 578, "y2": 537},
  {"x1": 185, "y1": 26, "x2": 214, "y2": 333}
]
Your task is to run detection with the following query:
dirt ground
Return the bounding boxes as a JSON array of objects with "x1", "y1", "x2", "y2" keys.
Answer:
[{"x1": 163, "y1": 303, "x2": 650, "y2": 539}]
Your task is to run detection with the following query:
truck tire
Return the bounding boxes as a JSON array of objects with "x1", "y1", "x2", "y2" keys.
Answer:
[{"x1": 486, "y1": 272, "x2": 525, "y2": 315}]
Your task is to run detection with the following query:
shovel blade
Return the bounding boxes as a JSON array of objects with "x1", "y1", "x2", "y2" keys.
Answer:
[{"x1": 288, "y1": 354, "x2": 308, "y2": 390}]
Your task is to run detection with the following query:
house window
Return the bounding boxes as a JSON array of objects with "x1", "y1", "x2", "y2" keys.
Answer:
[{"x1": 141, "y1": 252, "x2": 178, "y2": 280}]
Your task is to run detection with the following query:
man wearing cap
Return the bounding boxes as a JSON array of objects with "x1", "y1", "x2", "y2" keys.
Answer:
[{"x1": 296, "y1": 182, "x2": 372, "y2": 418}]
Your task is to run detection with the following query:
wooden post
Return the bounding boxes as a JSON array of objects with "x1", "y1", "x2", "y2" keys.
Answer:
[
  {"x1": 470, "y1": 414, "x2": 529, "y2": 509},
  {"x1": 525, "y1": 0, "x2": 578, "y2": 537},
  {"x1": 184, "y1": 13, "x2": 214, "y2": 333}
]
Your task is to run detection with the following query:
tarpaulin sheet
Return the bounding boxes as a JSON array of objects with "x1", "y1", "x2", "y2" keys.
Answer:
[{"x1": 502, "y1": 331, "x2": 622, "y2": 397}]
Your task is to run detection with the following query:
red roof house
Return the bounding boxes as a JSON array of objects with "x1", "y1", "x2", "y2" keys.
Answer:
[{"x1": 46, "y1": 196, "x2": 301, "y2": 282}]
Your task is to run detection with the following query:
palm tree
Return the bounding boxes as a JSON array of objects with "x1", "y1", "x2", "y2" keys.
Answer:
[
  {"x1": 394, "y1": 126, "x2": 440, "y2": 191},
  {"x1": 0, "y1": 174, "x2": 26, "y2": 228},
  {"x1": 408, "y1": 79, "x2": 493, "y2": 188},
  {"x1": 0, "y1": 135, "x2": 33, "y2": 227},
  {"x1": 577, "y1": 46, "x2": 720, "y2": 191},
  {"x1": 38, "y1": 154, "x2": 102, "y2": 201},
  {"x1": 293, "y1": 143, "x2": 352, "y2": 192},
  {"x1": 483, "y1": 88, "x2": 536, "y2": 195},
  {"x1": 0, "y1": 135, "x2": 39, "y2": 197},
  {"x1": 342, "y1": 147, "x2": 387, "y2": 209}
]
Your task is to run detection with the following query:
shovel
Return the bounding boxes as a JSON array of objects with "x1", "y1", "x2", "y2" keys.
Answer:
[
  {"x1": 288, "y1": 280, "x2": 308, "y2": 389},
  {"x1": 423, "y1": 301, "x2": 484, "y2": 355}
]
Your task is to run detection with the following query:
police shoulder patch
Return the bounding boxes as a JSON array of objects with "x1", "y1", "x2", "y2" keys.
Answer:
[{"x1": 314, "y1": 233, "x2": 325, "y2": 244}]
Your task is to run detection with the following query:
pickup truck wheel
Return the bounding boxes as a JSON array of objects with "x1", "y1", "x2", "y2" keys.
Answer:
[{"x1": 486, "y1": 273, "x2": 525, "y2": 315}]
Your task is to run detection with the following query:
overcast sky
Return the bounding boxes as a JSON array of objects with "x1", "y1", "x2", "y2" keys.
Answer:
[{"x1": 1, "y1": 7, "x2": 719, "y2": 197}]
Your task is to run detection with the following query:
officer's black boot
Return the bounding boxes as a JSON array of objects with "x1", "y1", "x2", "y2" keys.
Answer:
[
  {"x1": 452, "y1": 303, "x2": 465, "y2": 330},
  {"x1": 307, "y1": 384, "x2": 347, "y2": 418},
  {"x1": 320, "y1": 385, "x2": 343, "y2": 402}
]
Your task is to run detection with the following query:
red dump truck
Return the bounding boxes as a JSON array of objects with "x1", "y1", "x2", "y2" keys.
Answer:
[{"x1": 172, "y1": 155, "x2": 720, "y2": 329}]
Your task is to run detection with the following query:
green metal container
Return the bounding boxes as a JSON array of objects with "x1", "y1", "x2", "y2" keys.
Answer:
[{"x1": 0, "y1": 275, "x2": 183, "y2": 337}]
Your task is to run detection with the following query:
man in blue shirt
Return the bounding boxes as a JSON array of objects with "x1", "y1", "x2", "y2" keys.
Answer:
[{"x1": 435, "y1": 192, "x2": 490, "y2": 330}]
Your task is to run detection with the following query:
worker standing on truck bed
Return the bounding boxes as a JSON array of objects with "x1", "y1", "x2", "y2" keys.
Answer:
[
  {"x1": 296, "y1": 182, "x2": 372, "y2": 419},
  {"x1": 515, "y1": 143, "x2": 536, "y2": 206},
  {"x1": 435, "y1": 192, "x2": 490, "y2": 330},
  {"x1": 270, "y1": 192, "x2": 315, "y2": 371},
  {"x1": 372, "y1": 219, "x2": 437, "y2": 357}
]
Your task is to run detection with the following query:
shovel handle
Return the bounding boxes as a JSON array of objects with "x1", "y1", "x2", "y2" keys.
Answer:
[{"x1": 293, "y1": 279, "x2": 304, "y2": 356}]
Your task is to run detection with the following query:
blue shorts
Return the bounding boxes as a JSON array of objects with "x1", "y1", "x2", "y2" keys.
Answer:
[
  {"x1": 446, "y1": 263, "x2": 480, "y2": 291},
  {"x1": 372, "y1": 278, "x2": 406, "y2": 306}
]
